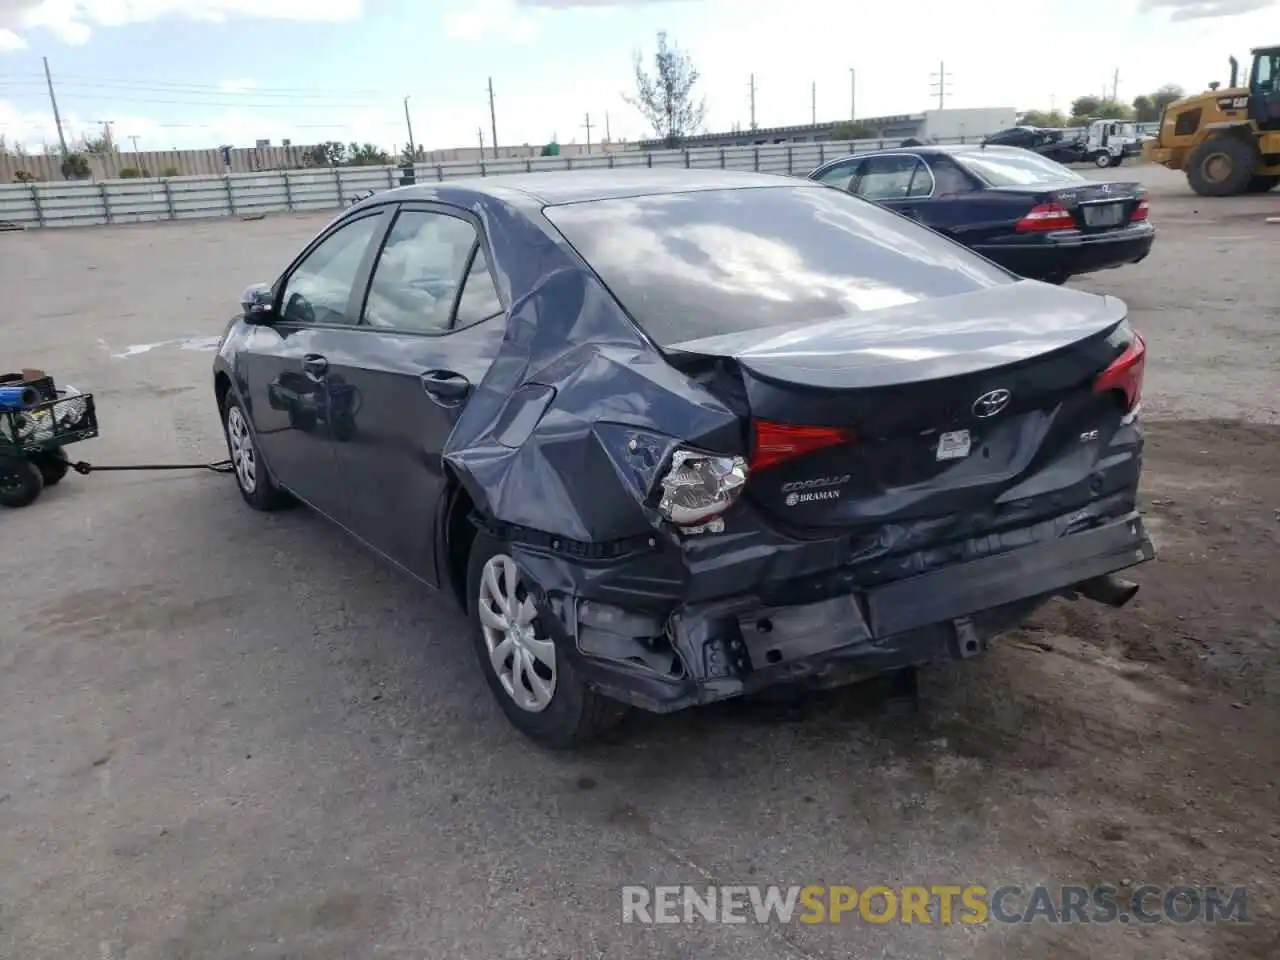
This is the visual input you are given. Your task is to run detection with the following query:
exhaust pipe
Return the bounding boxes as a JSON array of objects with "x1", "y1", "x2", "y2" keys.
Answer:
[{"x1": 1074, "y1": 574, "x2": 1140, "y2": 609}]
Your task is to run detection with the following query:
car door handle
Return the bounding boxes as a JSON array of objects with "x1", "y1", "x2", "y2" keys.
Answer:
[
  {"x1": 302, "y1": 354, "x2": 328, "y2": 379},
  {"x1": 420, "y1": 370, "x2": 471, "y2": 402}
]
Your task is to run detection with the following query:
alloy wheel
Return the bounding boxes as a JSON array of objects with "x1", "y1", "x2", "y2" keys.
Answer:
[
  {"x1": 226, "y1": 406, "x2": 257, "y2": 494},
  {"x1": 476, "y1": 553, "x2": 557, "y2": 712}
]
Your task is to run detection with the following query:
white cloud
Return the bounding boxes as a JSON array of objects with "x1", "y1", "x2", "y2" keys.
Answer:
[
  {"x1": 443, "y1": 0, "x2": 538, "y2": 42},
  {"x1": 0, "y1": 0, "x2": 363, "y2": 47},
  {"x1": 0, "y1": 25, "x2": 24, "y2": 48},
  {"x1": 1138, "y1": 0, "x2": 1276, "y2": 18}
]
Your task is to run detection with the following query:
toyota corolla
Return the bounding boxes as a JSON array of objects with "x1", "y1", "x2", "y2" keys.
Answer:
[{"x1": 213, "y1": 169, "x2": 1155, "y2": 748}]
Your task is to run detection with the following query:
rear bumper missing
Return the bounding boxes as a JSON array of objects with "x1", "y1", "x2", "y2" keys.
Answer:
[{"x1": 552, "y1": 511, "x2": 1155, "y2": 714}]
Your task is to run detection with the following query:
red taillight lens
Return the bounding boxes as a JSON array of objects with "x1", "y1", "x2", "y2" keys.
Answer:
[
  {"x1": 1093, "y1": 332, "x2": 1146, "y2": 412},
  {"x1": 1130, "y1": 199, "x2": 1149, "y2": 222},
  {"x1": 1015, "y1": 202, "x2": 1077, "y2": 233},
  {"x1": 750, "y1": 419, "x2": 855, "y2": 471}
]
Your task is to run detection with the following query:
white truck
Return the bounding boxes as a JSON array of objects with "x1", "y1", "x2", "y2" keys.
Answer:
[{"x1": 1082, "y1": 119, "x2": 1142, "y2": 168}]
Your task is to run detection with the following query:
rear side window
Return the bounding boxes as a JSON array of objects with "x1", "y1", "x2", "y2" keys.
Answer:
[
  {"x1": 542, "y1": 185, "x2": 1012, "y2": 346},
  {"x1": 954, "y1": 150, "x2": 1084, "y2": 186}
]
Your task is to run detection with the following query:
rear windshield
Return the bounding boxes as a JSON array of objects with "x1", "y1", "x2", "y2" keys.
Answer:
[
  {"x1": 954, "y1": 150, "x2": 1084, "y2": 187},
  {"x1": 541, "y1": 185, "x2": 1012, "y2": 346}
]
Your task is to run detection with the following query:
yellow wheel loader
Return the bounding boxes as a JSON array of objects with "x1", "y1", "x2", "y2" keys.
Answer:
[{"x1": 1143, "y1": 46, "x2": 1280, "y2": 197}]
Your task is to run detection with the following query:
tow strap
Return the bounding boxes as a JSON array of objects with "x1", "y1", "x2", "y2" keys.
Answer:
[{"x1": 70, "y1": 459, "x2": 235, "y2": 475}]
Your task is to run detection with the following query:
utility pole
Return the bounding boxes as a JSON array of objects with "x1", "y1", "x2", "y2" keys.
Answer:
[
  {"x1": 43, "y1": 56, "x2": 69, "y2": 160},
  {"x1": 929, "y1": 61, "x2": 952, "y2": 110},
  {"x1": 811, "y1": 81, "x2": 816, "y2": 125},
  {"x1": 582, "y1": 112, "x2": 594, "y2": 153},
  {"x1": 748, "y1": 73, "x2": 757, "y2": 130},
  {"x1": 604, "y1": 112, "x2": 611, "y2": 144},
  {"x1": 403, "y1": 96, "x2": 416, "y2": 161},
  {"x1": 487, "y1": 77, "x2": 499, "y2": 160},
  {"x1": 128, "y1": 135, "x2": 140, "y2": 165},
  {"x1": 849, "y1": 68, "x2": 856, "y2": 122},
  {"x1": 477, "y1": 127, "x2": 485, "y2": 154},
  {"x1": 1111, "y1": 68, "x2": 1120, "y2": 102},
  {"x1": 97, "y1": 120, "x2": 115, "y2": 150}
]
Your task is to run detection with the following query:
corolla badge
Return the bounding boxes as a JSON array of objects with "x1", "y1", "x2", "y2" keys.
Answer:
[{"x1": 972, "y1": 388, "x2": 1012, "y2": 418}]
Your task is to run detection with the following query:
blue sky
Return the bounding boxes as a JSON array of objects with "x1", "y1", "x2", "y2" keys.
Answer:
[{"x1": 0, "y1": 0, "x2": 1276, "y2": 153}]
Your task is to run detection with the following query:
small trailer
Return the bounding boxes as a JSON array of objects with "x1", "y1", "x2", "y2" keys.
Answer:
[{"x1": 0, "y1": 370, "x2": 99, "y2": 508}]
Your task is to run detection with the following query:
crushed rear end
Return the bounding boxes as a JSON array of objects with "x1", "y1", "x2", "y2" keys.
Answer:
[{"x1": 444, "y1": 181, "x2": 1155, "y2": 713}]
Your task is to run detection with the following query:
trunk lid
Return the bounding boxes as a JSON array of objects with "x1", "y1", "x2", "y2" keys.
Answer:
[
  {"x1": 990, "y1": 180, "x2": 1146, "y2": 231},
  {"x1": 667, "y1": 282, "x2": 1133, "y2": 530}
]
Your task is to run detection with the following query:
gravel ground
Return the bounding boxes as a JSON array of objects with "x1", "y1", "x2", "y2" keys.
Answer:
[{"x1": 2, "y1": 165, "x2": 1278, "y2": 960}]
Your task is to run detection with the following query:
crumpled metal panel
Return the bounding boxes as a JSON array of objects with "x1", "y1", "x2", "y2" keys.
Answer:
[{"x1": 442, "y1": 264, "x2": 740, "y2": 544}]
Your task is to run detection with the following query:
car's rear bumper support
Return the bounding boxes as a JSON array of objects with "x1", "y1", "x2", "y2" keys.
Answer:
[{"x1": 540, "y1": 511, "x2": 1155, "y2": 714}]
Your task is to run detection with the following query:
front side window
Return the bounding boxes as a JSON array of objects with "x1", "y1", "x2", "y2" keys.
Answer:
[
  {"x1": 855, "y1": 155, "x2": 930, "y2": 201},
  {"x1": 363, "y1": 211, "x2": 480, "y2": 333},
  {"x1": 278, "y1": 214, "x2": 383, "y2": 326},
  {"x1": 812, "y1": 159, "x2": 861, "y2": 192}
]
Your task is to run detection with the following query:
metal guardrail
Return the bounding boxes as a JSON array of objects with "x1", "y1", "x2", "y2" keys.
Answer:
[{"x1": 0, "y1": 125, "x2": 1159, "y2": 230}]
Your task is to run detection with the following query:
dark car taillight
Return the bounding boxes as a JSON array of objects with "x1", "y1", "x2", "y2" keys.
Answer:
[
  {"x1": 1130, "y1": 198, "x2": 1150, "y2": 222},
  {"x1": 1093, "y1": 332, "x2": 1146, "y2": 413},
  {"x1": 750, "y1": 420, "x2": 856, "y2": 471},
  {"x1": 1015, "y1": 202, "x2": 1076, "y2": 233}
]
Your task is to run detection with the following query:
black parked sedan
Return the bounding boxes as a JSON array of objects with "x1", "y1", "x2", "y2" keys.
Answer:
[
  {"x1": 808, "y1": 144, "x2": 1154, "y2": 284},
  {"x1": 214, "y1": 169, "x2": 1154, "y2": 748}
]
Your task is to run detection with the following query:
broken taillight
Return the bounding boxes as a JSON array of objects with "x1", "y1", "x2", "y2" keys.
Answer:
[
  {"x1": 750, "y1": 419, "x2": 856, "y2": 471},
  {"x1": 1015, "y1": 202, "x2": 1077, "y2": 233},
  {"x1": 1093, "y1": 331, "x2": 1146, "y2": 413}
]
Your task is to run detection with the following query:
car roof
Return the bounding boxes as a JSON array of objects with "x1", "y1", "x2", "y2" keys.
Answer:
[
  {"x1": 815, "y1": 143, "x2": 1034, "y2": 168},
  {"x1": 374, "y1": 168, "x2": 812, "y2": 207}
]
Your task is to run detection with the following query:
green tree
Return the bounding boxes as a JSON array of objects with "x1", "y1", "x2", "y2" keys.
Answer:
[
  {"x1": 77, "y1": 133, "x2": 113, "y2": 154},
  {"x1": 302, "y1": 141, "x2": 346, "y2": 166},
  {"x1": 1069, "y1": 96, "x2": 1131, "y2": 124},
  {"x1": 1131, "y1": 95, "x2": 1158, "y2": 123},
  {"x1": 1069, "y1": 96, "x2": 1100, "y2": 123},
  {"x1": 1020, "y1": 109, "x2": 1066, "y2": 128},
  {"x1": 346, "y1": 142, "x2": 390, "y2": 166},
  {"x1": 540, "y1": 141, "x2": 561, "y2": 156},
  {"x1": 625, "y1": 30, "x2": 707, "y2": 148},
  {"x1": 61, "y1": 152, "x2": 90, "y2": 180},
  {"x1": 829, "y1": 121, "x2": 879, "y2": 141}
]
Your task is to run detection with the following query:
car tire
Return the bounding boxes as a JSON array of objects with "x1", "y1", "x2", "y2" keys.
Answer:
[
  {"x1": 34, "y1": 448, "x2": 69, "y2": 486},
  {"x1": 1186, "y1": 137, "x2": 1258, "y2": 197},
  {"x1": 0, "y1": 457, "x2": 44, "y2": 508},
  {"x1": 466, "y1": 530, "x2": 629, "y2": 749},
  {"x1": 1094, "y1": 153, "x2": 1113, "y2": 168},
  {"x1": 221, "y1": 393, "x2": 294, "y2": 511}
]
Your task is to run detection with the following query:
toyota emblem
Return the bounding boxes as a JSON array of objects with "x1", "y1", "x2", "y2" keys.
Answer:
[{"x1": 972, "y1": 388, "x2": 1011, "y2": 418}]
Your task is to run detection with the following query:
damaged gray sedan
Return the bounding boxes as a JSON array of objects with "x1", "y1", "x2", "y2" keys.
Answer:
[{"x1": 213, "y1": 169, "x2": 1155, "y2": 748}]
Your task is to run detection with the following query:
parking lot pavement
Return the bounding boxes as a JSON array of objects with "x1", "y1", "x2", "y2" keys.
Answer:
[{"x1": 2, "y1": 169, "x2": 1278, "y2": 960}]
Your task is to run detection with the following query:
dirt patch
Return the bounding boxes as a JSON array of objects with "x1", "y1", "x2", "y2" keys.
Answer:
[
  {"x1": 1032, "y1": 419, "x2": 1280, "y2": 700},
  {"x1": 921, "y1": 418, "x2": 1280, "y2": 958}
]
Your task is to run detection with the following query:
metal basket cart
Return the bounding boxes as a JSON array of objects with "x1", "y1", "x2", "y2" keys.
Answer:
[{"x1": 0, "y1": 371, "x2": 99, "y2": 508}]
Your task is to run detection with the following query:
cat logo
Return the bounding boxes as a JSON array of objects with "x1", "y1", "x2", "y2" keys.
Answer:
[{"x1": 1216, "y1": 95, "x2": 1249, "y2": 112}]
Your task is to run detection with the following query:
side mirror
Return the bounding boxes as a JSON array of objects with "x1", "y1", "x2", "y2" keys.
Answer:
[{"x1": 240, "y1": 283, "x2": 275, "y2": 324}]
